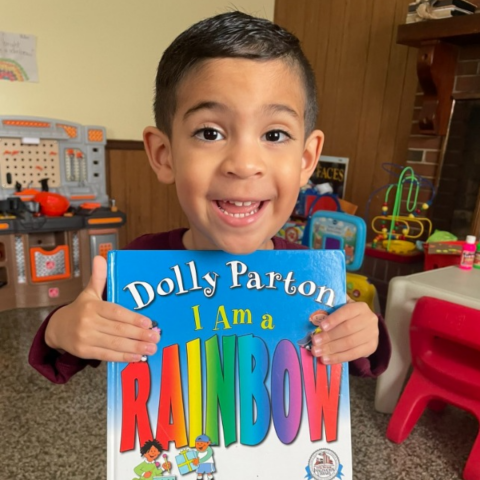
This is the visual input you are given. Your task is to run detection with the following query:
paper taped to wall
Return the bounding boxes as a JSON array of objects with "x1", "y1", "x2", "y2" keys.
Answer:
[{"x1": 0, "y1": 31, "x2": 38, "y2": 82}]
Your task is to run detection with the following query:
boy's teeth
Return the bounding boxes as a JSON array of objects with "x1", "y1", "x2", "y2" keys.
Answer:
[
  {"x1": 228, "y1": 201, "x2": 253, "y2": 207},
  {"x1": 217, "y1": 199, "x2": 262, "y2": 218},
  {"x1": 221, "y1": 209, "x2": 258, "y2": 218}
]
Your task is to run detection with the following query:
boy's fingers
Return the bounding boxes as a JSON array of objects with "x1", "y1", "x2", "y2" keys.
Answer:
[
  {"x1": 104, "y1": 335, "x2": 158, "y2": 357},
  {"x1": 97, "y1": 302, "x2": 153, "y2": 329},
  {"x1": 318, "y1": 303, "x2": 364, "y2": 332},
  {"x1": 79, "y1": 332, "x2": 158, "y2": 361},
  {"x1": 94, "y1": 316, "x2": 160, "y2": 343},
  {"x1": 310, "y1": 327, "x2": 376, "y2": 357},
  {"x1": 311, "y1": 317, "x2": 367, "y2": 346},
  {"x1": 79, "y1": 345, "x2": 145, "y2": 363},
  {"x1": 86, "y1": 255, "x2": 108, "y2": 299},
  {"x1": 313, "y1": 339, "x2": 378, "y2": 365}
]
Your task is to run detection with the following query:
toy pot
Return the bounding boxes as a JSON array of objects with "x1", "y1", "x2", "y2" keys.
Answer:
[{"x1": 34, "y1": 192, "x2": 70, "y2": 217}]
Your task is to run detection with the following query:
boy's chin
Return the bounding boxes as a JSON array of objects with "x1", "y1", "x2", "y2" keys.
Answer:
[
  {"x1": 217, "y1": 237, "x2": 274, "y2": 255},
  {"x1": 187, "y1": 227, "x2": 274, "y2": 253},
  {"x1": 221, "y1": 245, "x2": 258, "y2": 255}
]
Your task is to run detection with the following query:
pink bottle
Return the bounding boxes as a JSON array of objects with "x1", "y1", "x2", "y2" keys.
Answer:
[{"x1": 459, "y1": 235, "x2": 476, "y2": 270}]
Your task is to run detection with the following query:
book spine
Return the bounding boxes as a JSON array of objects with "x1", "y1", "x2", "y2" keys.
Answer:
[
  {"x1": 107, "y1": 250, "x2": 116, "y2": 303},
  {"x1": 106, "y1": 250, "x2": 118, "y2": 480}
]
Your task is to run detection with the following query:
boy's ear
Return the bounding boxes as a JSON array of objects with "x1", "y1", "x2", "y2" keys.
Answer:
[
  {"x1": 143, "y1": 126, "x2": 175, "y2": 184},
  {"x1": 300, "y1": 129, "x2": 324, "y2": 186}
]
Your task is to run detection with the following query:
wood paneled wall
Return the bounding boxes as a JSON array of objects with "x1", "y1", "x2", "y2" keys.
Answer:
[
  {"x1": 275, "y1": 0, "x2": 418, "y2": 223},
  {"x1": 106, "y1": 142, "x2": 189, "y2": 248}
]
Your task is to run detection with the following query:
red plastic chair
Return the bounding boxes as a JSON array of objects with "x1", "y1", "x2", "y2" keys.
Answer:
[{"x1": 387, "y1": 296, "x2": 480, "y2": 480}]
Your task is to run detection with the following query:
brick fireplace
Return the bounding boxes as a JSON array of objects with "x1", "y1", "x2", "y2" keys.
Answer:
[{"x1": 407, "y1": 46, "x2": 480, "y2": 239}]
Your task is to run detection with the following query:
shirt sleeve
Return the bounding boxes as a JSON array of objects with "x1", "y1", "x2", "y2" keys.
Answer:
[
  {"x1": 348, "y1": 314, "x2": 391, "y2": 378},
  {"x1": 28, "y1": 306, "x2": 100, "y2": 384}
]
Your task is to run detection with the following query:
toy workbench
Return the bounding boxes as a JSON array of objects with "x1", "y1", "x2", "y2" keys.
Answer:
[{"x1": 0, "y1": 116, "x2": 126, "y2": 311}]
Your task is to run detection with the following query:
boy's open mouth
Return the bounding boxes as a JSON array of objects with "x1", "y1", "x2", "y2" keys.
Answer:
[{"x1": 216, "y1": 200, "x2": 264, "y2": 218}]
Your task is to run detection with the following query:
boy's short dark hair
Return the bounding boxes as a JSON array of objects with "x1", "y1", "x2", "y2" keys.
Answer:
[{"x1": 154, "y1": 11, "x2": 318, "y2": 137}]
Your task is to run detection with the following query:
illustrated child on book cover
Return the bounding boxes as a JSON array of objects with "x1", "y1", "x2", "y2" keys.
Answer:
[
  {"x1": 133, "y1": 439, "x2": 172, "y2": 479},
  {"x1": 192, "y1": 434, "x2": 216, "y2": 480}
]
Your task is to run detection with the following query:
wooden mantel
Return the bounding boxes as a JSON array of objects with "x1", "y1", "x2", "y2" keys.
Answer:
[
  {"x1": 397, "y1": 15, "x2": 480, "y2": 135},
  {"x1": 398, "y1": 14, "x2": 480, "y2": 47}
]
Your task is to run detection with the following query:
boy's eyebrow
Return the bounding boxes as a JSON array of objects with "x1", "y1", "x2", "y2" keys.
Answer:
[
  {"x1": 262, "y1": 103, "x2": 299, "y2": 119},
  {"x1": 183, "y1": 101, "x2": 227, "y2": 119},
  {"x1": 183, "y1": 101, "x2": 299, "y2": 120}
]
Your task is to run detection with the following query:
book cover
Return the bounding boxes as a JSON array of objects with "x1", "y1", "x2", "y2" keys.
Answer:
[
  {"x1": 107, "y1": 250, "x2": 351, "y2": 480},
  {"x1": 310, "y1": 156, "x2": 349, "y2": 199},
  {"x1": 434, "y1": 0, "x2": 477, "y2": 11}
]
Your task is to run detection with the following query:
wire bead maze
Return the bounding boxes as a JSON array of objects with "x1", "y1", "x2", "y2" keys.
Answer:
[{"x1": 367, "y1": 163, "x2": 436, "y2": 254}]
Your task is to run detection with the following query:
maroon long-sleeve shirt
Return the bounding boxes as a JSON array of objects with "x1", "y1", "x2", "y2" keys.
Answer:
[{"x1": 29, "y1": 228, "x2": 391, "y2": 383}]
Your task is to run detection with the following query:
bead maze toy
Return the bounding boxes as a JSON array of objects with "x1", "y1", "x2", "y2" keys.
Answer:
[
  {"x1": 0, "y1": 116, "x2": 126, "y2": 311},
  {"x1": 369, "y1": 164, "x2": 435, "y2": 255}
]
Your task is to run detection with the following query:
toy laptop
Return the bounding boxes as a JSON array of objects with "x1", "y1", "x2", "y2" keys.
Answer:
[{"x1": 304, "y1": 210, "x2": 366, "y2": 271}]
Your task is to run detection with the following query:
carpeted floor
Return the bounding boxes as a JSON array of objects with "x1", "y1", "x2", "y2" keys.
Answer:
[{"x1": 0, "y1": 307, "x2": 477, "y2": 479}]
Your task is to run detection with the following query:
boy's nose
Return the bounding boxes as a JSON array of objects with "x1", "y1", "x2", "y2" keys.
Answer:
[{"x1": 220, "y1": 142, "x2": 266, "y2": 179}]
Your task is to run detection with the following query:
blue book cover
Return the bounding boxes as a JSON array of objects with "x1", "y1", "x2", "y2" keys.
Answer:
[{"x1": 107, "y1": 250, "x2": 351, "y2": 480}]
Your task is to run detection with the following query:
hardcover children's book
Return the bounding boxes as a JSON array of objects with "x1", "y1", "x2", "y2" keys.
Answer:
[
  {"x1": 107, "y1": 250, "x2": 352, "y2": 480},
  {"x1": 310, "y1": 156, "x2": 349, "y2": 199}
]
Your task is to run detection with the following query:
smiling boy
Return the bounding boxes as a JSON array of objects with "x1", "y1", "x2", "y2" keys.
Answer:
[
  {"x1": 29, "y1": 11, "x2": 390, "y2": 382},
  {"x1": 145, "y1": 56, "x2": 321, "y2": 254}
]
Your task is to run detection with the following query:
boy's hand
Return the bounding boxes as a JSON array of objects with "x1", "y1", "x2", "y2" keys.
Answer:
[
  {"x1": 309, "y1": 301, "x2": 378, "y2": 364},
  {"x1": 45, "y1": 256, "x2": 160, "y2": 362}
]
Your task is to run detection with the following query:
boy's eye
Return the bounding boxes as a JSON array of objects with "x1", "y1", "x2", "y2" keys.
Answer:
[
  {"x1": 263, "y1": 130, "x2": 291, "y2": 142},
  {"x1": 194, "y1": 128, "x2": 224, "y2": 142}
]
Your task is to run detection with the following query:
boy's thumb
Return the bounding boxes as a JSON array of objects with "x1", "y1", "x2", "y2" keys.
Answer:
[{"x1": 87, "y1": 255, "x2": 107, "y2": 298}]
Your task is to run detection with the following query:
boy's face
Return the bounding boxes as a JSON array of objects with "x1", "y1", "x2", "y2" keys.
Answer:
[
  {"x1": 195, "y1": 439, "x2": 210, "y2": 452},
  {"x1": 145, "y1": 58, "x2": 323, "y2": 253}
]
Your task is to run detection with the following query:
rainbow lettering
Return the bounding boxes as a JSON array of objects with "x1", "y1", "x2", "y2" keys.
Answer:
[{"x1": 119, "y1": 334, "x2": 341, "y2": 452}]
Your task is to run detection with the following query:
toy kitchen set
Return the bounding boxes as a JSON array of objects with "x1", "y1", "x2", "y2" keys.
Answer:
[{"x1": 0, "y1": 116, "x2": 125, "y2": 311}]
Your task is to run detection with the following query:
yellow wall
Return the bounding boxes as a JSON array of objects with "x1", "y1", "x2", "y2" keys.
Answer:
[{"x1": 0, "y1": 0, "x2": 275, "y2": 140}]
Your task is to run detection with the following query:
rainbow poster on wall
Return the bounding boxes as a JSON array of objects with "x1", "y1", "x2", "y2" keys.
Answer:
[
  {"x1": 107, "y1": 249, "x2": 352, "y2": 480},
  {"x1": 0, "y1": 32, "x2": 38, "y2": 82}
]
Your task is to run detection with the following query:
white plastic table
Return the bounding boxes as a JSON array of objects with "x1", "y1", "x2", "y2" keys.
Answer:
[{"x1": 374, "y1": 266, "x2": 480, "y2": 414}]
